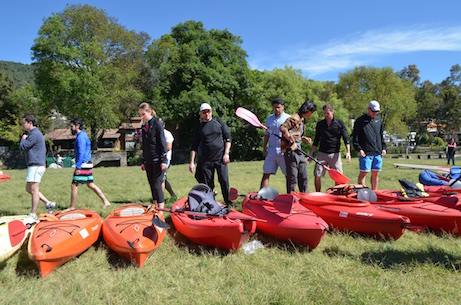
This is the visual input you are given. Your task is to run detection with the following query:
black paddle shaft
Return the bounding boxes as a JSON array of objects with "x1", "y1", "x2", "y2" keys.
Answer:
[{"x1": 265, "y1": 129, "x2": 323, "y2": 166}]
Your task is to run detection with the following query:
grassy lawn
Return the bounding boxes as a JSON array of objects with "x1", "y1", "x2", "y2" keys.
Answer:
[{"x1": 1, "y1": 156, "x2": 461, "y2": 304}]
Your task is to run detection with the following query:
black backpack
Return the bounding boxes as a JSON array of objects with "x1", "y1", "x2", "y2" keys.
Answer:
[{"x1": 187, "y1": 184, "x2": 229, "y2": 216}]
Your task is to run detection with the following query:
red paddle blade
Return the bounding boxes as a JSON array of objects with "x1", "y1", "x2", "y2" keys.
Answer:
[
  {"x1": 228, "y1": 188, "x2": 240, "y2": 201},
  {"x1": 272, "y1": 194, "x2": 295, "y2": 214},
  {"x1": 8, "y1": 220, "x2": 28, "y2": 247},
  {"x1": 235, "y1": 107, "x2": 267, "y2": 130},
  {"x1": 325, "y1": 167, "x2": 351, "y2": 184}
]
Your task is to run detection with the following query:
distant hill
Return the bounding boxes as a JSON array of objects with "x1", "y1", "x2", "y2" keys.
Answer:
[{"x1": 0, "y1": 60, "x2": 34, "y2": 88}]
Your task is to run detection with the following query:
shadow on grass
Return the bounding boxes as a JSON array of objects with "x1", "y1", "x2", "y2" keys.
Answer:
[
  {"x1": 163, "y1": 215, "x2": 240, "y2": 257},
  {"x1": 323, "y1": 245, "x2": 461, "y2": 271},
  {"x1": 251, "y1": 232, "x2": 314, "y2": 253},
  {"x1": 360, "y1": 246, "x2": 461, "y2": 271}
]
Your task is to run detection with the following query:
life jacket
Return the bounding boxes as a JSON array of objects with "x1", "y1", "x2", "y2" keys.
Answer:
[
  {"x1": 399, "y1": 179, "x2": 429, "y2": 198},
  {"x1": 187, "y1": 184, "x2": 229, "y2": 216}
]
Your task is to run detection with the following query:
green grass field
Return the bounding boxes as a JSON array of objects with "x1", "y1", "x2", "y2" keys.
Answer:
[{"x1": 1, "y1": 157, "x2": 461, "y2": 304}]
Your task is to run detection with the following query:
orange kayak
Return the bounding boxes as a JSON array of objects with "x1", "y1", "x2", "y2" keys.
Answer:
[
  {"x1": 102, "y1": 205, "x2": 166, "y2": 267},
  {"x1": 28, "y1": 209, "x2": 102, "y2": 278},
  {"x1": 170, "y1": 197, "x2": 256, "y2": 251}
]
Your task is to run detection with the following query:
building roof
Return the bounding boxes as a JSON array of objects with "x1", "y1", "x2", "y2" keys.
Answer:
[{"x1": 45, "y1": 128, "x2": 120, "y2": 140}]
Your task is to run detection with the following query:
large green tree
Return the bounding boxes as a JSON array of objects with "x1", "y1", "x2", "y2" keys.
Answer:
[
  {"x1": 145, "y1": 20, "x2": 253, "y2": 157},
  {"x1": 32, "y1": 4, "x2": 149, "y2": 141},
  {"x1": 336, "y1": 66, "x2": 417, "y2": 135}
]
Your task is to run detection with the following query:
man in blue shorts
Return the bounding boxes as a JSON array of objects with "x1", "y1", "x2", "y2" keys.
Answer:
[
  {"x1": 352, "y1": 100, "x2": 387, "y2": 190},
  {"x1": 260, "y1": 98, "x2": 290, "y2": 189},
  {"x1": 20, "y1": 114, "x2": 55, "y2": 219}
]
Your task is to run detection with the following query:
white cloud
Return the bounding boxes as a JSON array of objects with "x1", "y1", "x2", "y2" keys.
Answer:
[{"x1": 248, "y1": 25, "x2": 461, "y2": 78}]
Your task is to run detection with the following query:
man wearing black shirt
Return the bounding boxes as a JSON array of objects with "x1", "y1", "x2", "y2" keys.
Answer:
[
  {"x1": 189, "y1": 103, "x2": 232, "y2": 205},
  {"x1": 352, "y1": 100, "x2": 387, "y2": 190},
  {"x1": 309, "y1": 104, "x2": 351, "y2": 191}
]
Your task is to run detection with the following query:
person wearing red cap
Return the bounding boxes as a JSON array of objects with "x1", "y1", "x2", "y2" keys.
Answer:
[
  {"x1": 352, "y1": 100, "x2": 387, "y2": 190},
  {"x1": 189, "y1": 103, "x2": 232, "y2": 205}
]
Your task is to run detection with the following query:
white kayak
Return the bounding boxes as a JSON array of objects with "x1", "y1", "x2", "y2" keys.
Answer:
[{"x1": 0, "y1": 215, "x2": 36, "y2": 262}]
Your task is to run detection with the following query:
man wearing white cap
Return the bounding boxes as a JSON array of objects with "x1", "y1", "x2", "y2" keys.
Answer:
[
  {"x1": 352, "y1": 100, "x2": 387, "y2": 190},
  {"x1": 189, "y1": 103, "x2": 232, "y2": 205}
]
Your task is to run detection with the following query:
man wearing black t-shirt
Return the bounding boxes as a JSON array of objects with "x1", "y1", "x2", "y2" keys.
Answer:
[
  {"x1": 309, "y1": 104, "x2": 351, "y2": 191},
  {"x1": 189, "y1": 103, "x2": 232, "y2": 205}
]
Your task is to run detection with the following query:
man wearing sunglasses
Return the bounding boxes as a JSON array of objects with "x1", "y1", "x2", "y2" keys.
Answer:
[{"x1": 352, "y1": 100, "x2": 386, "y2": 190}]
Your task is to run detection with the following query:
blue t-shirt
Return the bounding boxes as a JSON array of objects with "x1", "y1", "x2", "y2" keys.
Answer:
[
  {"x1": 265, "y1": 112, "x2": 290, "y2": 155},
  {"x1": 74, "y1": 130, "x2": 92, "y2": 169}
]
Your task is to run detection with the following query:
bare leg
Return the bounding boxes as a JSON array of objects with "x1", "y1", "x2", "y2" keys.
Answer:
[
  {"x1": 358, "y1": 171, "x2": 368, "y2": 187},
  {"x1": 70, "y1": 182, "x2": 79, "y2": 209},
  {"x1": 87, "y1": 182, "x2": 111, "y2": 207},
  {"x1": 27, "y1": 182, "x2": 40, "y2": 214},
  {"x1": 39, "y1": 192, "x2": 51, "y2": 204},
  {"x1": 371, "y1": 171, "x2": 379, "y2": 190},
  {"x1": 314, "y1": 176, "x2": 322, "y2": 192},
  {"x1": 260, "y1": 173, "x2": 271, "y2": 189}
]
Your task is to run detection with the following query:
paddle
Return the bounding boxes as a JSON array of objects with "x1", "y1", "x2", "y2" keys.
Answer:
[
  {"x1": 228, "y1": 187, "x2": 295, "y2": 214},
  {"x1": 235, "y1": 107, "x2": 350, "y2": 184},
  {"x1": 8, "y1": 220, "x2": 33, "y2": 247},
  {"x1": 228, "y1": 187, "x2": 245, "y2": 201},
  {"x1": 157, "y1": 207, "x2": 266, "y2": 222},
  {"x1": 152, "y1": 214, "x2": 170, "y2": 229}
]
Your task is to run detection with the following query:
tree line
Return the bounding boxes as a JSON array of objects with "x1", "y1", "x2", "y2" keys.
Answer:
[{"x1": 0, "y1": 4, "x2": 460, "y2": 161}]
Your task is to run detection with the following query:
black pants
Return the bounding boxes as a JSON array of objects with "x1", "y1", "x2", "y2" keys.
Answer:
[
  {"x1": 145, "y1": 163, "x2": 165, "y2": 203},
  {"x1": 284, "y1": 149, "x2": 308, "y2": 193},
  {"x1": 196, "y1": 160, "x2": 230, "y2": 205}
]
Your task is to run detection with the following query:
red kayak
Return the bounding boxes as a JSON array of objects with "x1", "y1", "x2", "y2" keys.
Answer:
[
  {"x1": 102, "y1": 204, "x2": 167, "y2": 267},
  {"x1": 242, "y1": 192, "x2": 328, "y2": 249},
  {"x1": 294, "y1": 192, "x2": 409, "y2": 240},
  {"x1": 375, "y1": 188, "x2": 461, "y2": 210},
  {"x1": 170, "y1": 198, "x2": 256, "y2": 252},
  {"x1": 28, "y1": 209, "x2": 102, "y2": 278}
]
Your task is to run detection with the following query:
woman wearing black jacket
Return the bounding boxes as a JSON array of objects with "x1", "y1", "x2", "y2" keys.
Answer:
[{"x1": 138, "y1": 102, "x2": 168, "y2": 212}]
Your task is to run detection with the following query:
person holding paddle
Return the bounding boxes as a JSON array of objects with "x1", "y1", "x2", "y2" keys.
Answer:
[
  {"x1": 352, "y1": 100, "x2": 386, "y2": 190},
  {"x1": 20, "y1": 114, "x2": 56, "y2": 220},
  {"x1": 260, "y1": 98, "x2": 291, "y2": 189},
  {"x1": 280, "y1": 100, "x2": 317, "y2": 193},
  {"x1": 309, "y1": 103, "x2": 351, "y2": 191}
]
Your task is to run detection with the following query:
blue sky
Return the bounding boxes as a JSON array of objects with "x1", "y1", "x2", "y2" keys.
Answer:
[{"x1": 1, "y1": 0, "x2": 461, "y2": 83}]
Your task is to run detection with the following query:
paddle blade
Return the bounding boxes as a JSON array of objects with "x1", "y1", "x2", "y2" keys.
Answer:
[
  {"x1": 152, "y1": 215, "x2": 170, "y2": 229},
  {"x1": 272, "y1": 194, "x2": 295, "y2": 214},
  {"x1": 235, "y1": 107, "x2": 267, "y2": 130},
  {"x1": 8, "y1": 220, "x2": 28, "y2": 247},
  {"x1": 326, "y1": 167, "x2": 351, "y2": 184},
  {"x1": 228, "y1": 188, "x2": 240, "y2": 201}
]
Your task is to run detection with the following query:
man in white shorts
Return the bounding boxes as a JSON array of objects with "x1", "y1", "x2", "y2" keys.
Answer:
[
  {"x1": 260, "y1": 98, "x2": 290, "y2": 189},
  {"x1": 20, "y1": 114, "x2": 56, "y2": 220},
  {"x1": 309, "y1": 104, "x2": 351, "y2": 191}
]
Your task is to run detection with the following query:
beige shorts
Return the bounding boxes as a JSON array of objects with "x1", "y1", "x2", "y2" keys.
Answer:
[{"x1": 314, "y1": 152, "x2": 343, "y2": 177}]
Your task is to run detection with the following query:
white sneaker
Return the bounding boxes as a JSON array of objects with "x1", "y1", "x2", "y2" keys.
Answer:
[
  {"x1": 46, "y1": 201, "x2": 56, "y2": 214},
  {"x1": 27, "y1": 213, "x2": 38, "y2": 221}
]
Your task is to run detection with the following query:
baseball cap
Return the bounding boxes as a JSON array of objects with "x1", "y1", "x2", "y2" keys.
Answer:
[
  {"x1": 368, "y1": 100, "x2": 380, "y2": 112},
  {"x1": 200, "y1": 103, "x2": 212, "y2": 111}
]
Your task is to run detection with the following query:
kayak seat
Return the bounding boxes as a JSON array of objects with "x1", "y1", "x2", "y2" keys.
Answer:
[
  {"x1": 256, "y1": 187, "x2": 279, "y2": 201},
  {"x1": 119, "y1": 207, "x2": 145, "y2": 217},
  {"x1": 60, "y1": 213, "x2": 87, "y2": 220},
  {"x1": 356, "y1": 188, "x2": 378, "y2": 202}
]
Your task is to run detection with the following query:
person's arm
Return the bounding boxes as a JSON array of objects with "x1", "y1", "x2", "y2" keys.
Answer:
[
  {"x1": 219, "y1": 118, "x2": 232, "y2": 164},
  {"x1": 223, "y1": 142, "x2": 231, "y2": 164},
  {"x1": 262, "y1": 134, "x2": 270, "y2": 157},
  {"x1": 19, "y1": 132, "x2": 35, "y2": 151},
  {"x1": 352, "y1": 118, "x2": 364, "y2": 156},
  {"x1": 189, "y1": 150, "x2": 196, "y2": 173},
  {"x1": 380, "y1": 119, "x2": 387, "y2": 155},
  {"x1": 75, "y1": 135, "x2": 85, "y2": 169}
]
